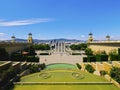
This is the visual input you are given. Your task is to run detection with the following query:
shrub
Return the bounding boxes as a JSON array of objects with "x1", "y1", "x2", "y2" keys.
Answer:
[
  {"x1": 87, "y1": 55, "x2": 96, "y2": 62},
  {"x1": 26, "y1": 56, "x2": 39, "y2": 62},
  {"x1": 85, "y1": 64, "x2": 95, "y2": 73},
  {"x1": 11, "y1": 53, "x2": 24, "y2": 61},
  {"x1": 100, "y1": 70, "x2": 107, "y2": 76},
  {"x1": 39, "y1": 53, "x2": 49, "y2": 55},
  {"x1": 96, "y1": 54, "x2": 108, "y2": 62},
  {"x1": 118, "y1": 48, "x2": 120, "y2": 55},
  {"x1": 0, "y1": 48, "x2": 9, "y2": 61},
  {"x1": 110, "y1": 67, "x2": 120, "y2": 84},
  {"x1": 85, "y1": 48, "x2": 93, "y2": 55},
  {"x1": 76, "y1": 63, "x2": 82, "y2": 69},
  {"x1": 109, "y1": 54, "x2": 119, "y2": 61},
  {"x1": 72, "y1": 53, "x2": 81, "y2": 55},
  {"x1": 83, "y1": 57, "x2": 87, "y2": 62}
]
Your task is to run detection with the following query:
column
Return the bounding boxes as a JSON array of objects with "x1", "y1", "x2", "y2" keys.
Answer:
[{"x1": 64, "y1": 42, "x2": 65, "y2": 52}]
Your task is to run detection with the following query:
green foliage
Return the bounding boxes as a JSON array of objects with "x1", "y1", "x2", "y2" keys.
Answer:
[
  {"x1": 26, "y1": 56, "x2": 39, "y2": 62},
  {"x1": 85, "y1": 48, "x2": 93, "y2": 55},
  {"x1": 110, "y1": 67, "x2": 120, "y2": 84},
  {"x1": 11, "y1": 53, "x2": 24, "y2": 61},
  {"x1": 70, "y1": 43, "x2": 87, "y2": 50},
  {"x1": 83, "y1": 57, "x2": 87, "y2": 62},
  {"x1": 39, "y1": 53, "x2": 49, "y2": 55},
  {"x1": 118, "y1": 48, "x2": 120, "y2": 55},
  {"x1": 85, "y1": 64, "x2": 95, "y2": 73},
  {"x1": 96, "y1": 54, "x2": 108, "y2": 62},
  {"x1": 0, "y1": 48, "x2": 9, "y2": 61},
  {"x1": 33, "y1": 44, "x2": 50, "y2": 50},
  {"x1": 72, "y1": 53, "x2": 81, "y2": 55},
  {"x1": 24, "y1": 46, "x2": 36, "y2": 56},
  {"x1": 29, "y1": 63, "x2": 46, "y2": 73},
  {"x1": 76, "y1": 63, "x2": 82, "y2": 69},
  {"x1": 87, "y1": 55, "x2": 96, "y2": 62},
  {"x1": 109, "y1": 54, "x2": 119, "y2": 61},
  {"x1": 100, "y1": 70, "x2": 107, "y2": 76},
  {"x1": 109, "y1": 49, "x2": 119, "y2": 61}
]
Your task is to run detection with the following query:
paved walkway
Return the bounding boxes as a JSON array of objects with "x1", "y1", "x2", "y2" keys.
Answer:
[{"x1": 38, "y1": 53, "x2": 86, "y2": 65}]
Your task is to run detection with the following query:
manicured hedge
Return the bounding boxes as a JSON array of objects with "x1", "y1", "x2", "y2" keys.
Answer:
[
  {"x1": 26, "y1": 56, "x2": 39, "y2": 62},
  {"x1": 76, "y1": 63, "x2": 82, "y2": 69},
  {"x1": 83, "y1": 56, "x2": 96, "y2": 62},
  {"x1": 109, "y1": 54, "x2": 119, "y2": 61},
  {"x1": 87, "y1": 55, "x2": 96, "y2": 62},
  {"x1": 39, "y1": 53, "x2": 49, "y2": 55},
  {"x1": 96, "y1": 54, "x2": 108, "y2": 62},
  {"x1": 83, "y1": 57, "x2": 87, "y2": 62},
  {"x1": 85, "y1": 64, "x2": 95, "y2": 73},
  {"x1": 72, "y1": 53, "x2": 81, "y2": 55},
  {"x1": 118, "y1": 48, "x2": 120, "y2": 55}
]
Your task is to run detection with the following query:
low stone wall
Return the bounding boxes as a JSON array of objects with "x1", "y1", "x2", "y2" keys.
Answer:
[{"x1": 14, "y1": 82, "x2": 112, "y2": 85}]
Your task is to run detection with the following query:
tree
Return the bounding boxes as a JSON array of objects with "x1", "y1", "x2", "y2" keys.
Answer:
[
  {"x1": 85, "y1": 48, "x2": 93, "y2": 55},
  {"x1": 0, "y1": 48, "x2": 9, "y2": 61},
  {"x1": 24, "y1": 46, "x2": 36, "y2": 56}
]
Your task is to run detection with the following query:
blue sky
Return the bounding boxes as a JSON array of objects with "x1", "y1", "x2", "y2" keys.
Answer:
[{"x1": 0, "y1": 0, "x2": 120, "y2": 40}]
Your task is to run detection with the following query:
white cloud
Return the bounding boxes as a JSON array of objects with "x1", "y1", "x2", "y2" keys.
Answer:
[
  {"x1": 80, "y1": 35, "x2": 85, "y2": 38},
  {"x1": 0, "y1": 33, "x2": 5, "y2": 36},
  {"x1": 0, "y1": 18, "x2": 54, "y2": 26}
]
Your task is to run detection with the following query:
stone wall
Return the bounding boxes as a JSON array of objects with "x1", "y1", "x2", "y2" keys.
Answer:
[{"x1": 88, "y1": 42, "x2": 120, "y2": 54}]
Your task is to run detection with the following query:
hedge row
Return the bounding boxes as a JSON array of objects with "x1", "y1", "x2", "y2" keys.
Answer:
[
  {"x1": 72, "y1": 53, "x2": 81, "y2": 55},
  {"x1": 39, "y1": 53, "x2": 49, "y2": 55},
  {"x1": 109, "y1": 54, "x2": 120, "y2": 61},
  {"x1": 83, "y1": 54, "x2": 108, "y2": 62}
]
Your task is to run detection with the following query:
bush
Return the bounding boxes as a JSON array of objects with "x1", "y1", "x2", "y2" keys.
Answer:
[
  {"x1": 87, "y1": 55, "x2": 96, "y2": 62},
  {"x1": 11, "y1": 53, "x2": 24, "y2": 61},
  {"x1": 85, "y1": 64, "x2": 95, "y2": 73},
  {"x1": 118, "y1": 48, "x2": 120, "y2": 55},
  {"x1": 39, "y1": 53, "x2": 49, "y2": 55},
  {"x1": 33, "y1": 44, "x2": 50, "y2": 50},
  {"x1": 72, "y1": 53, "x2": 81, "y2": 55},
  {"x1": 109, "y1": 54, "x2": 119, "y2": 61},
  {"x1": 110, "y1": 67, "x2": 120, "y2": 84},
  {"x1": 96, "y1": 54, "x2": 108, "y2": 62},
  {"x1": 100, "y1": 70, "x2": 107, "y2": 76},
  {"x1": 83, "y1": 57, "x2": 87, "y2": 62},
  {"x1": 0, "y1": 48, "x2": 9, "y2": 61},
  {"x1": 76, "y1": 63, "x2": 82, "y2": 69},
  {"x1": 70, "y1": 43, "x2": 87, "y2": 50},
  {"x1": 29, "y1": 63, "x2": 46, "y2": 73},
  {"x1": 85, "y1": 48, "x2": 93, "y2": 55},
  {"x1": 26, "y1": 56, "x2": 39, "y2": 62}
]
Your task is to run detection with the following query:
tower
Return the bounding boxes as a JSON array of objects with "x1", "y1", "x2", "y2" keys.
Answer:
[
  {"x1": 88, "y1": 32, "x2": 93, "y2": 42},
  {"x1": 11, "y1": 35, "x2": 16, "y2": 43},
  {"x1": 28, "y1": 33, "x2": 33, "y2": 43},
  {"x1": 106, "y1": 35, "x2": 110, "y2": 41}
]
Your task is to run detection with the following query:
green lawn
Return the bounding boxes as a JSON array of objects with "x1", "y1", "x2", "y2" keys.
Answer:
[
  {"x1": 46, "y1": 63, "x2": 77, "y2": 70},
  {"x1": 14, "y1": 63, "x2": 120, "y2": 90}
]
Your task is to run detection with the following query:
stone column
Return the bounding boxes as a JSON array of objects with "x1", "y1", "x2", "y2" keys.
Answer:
[{"x1": 64, "y1": 42, "x2": 65, "y2": 52}]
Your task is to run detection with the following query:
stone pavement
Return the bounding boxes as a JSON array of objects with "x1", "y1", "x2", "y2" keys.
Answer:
[{"x1": 38, "y1": 53, "x2": 86, "y2": 65}]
